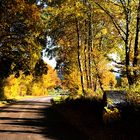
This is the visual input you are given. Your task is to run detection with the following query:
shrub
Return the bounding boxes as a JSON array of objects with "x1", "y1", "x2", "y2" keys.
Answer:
[
  {"x1": 30, "y1": 81, "x2": 48, "y2": 96},
  {"x1": 127, "y1": 80, "x2": 140, "y2": 105},
  {"x1": 4, "y1": 74, "x2": 21, "y2": 98},
  {"x1": 103, "y1": 107, "x2": 121, "y2": 124},
  {"x1": 3, "y1": 67, "x2": 60, "y2": 98}
]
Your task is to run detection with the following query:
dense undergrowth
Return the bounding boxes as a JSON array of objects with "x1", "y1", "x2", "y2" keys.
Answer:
[
  {"x1": 52, "y1": 96, "x2": 140, "y2": 139},
  {"x1": 54, "y1": 95, "x2": 139, "y2": 133},
  {"x1": 52, "y1": 90, "x2": 140, "y2": 124}
]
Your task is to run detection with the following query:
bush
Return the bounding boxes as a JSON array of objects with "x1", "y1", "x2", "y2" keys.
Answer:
[
  {"x1": 127, "y1": 80, "x2": 140, "y2": 105},
  {"x1": 103, "y1": 107, "x2": 121, "y2": 124},
  {"x1": 4, "y1": 72, "x2": 32, "y2": 98},
  {"x1": 30, "y1": 81, "x2": 48, "y2": 96},
  {"x1": 3, "y1": 72, "x2": 49, "y2": 98},
  {"x1": 3, "y1": 67, "x2": 60, "y2": 98},
  {"x1": 84, "y1": 88, "x2": 94, "y2": 97}
]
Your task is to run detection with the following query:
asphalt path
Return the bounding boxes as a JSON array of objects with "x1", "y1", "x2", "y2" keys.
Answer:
[{"x1": 0, "y1": 96, "x2": 88, "y2": 140}]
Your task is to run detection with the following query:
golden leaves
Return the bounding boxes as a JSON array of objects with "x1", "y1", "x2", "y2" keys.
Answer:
[{"x1": 101, "y1": 28, "x2": 108, "y2": 35}]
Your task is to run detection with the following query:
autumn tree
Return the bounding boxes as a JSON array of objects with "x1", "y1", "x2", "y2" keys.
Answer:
[
  {"x1": 43, "y1": 0, "x2": 117, "y2": 95},
  {"x1": 43, "y1": 64, "x2": 61, "y2": 89},
  {"x1": 0, "y1": 0, "x2": 45, "y2": 79},
  {"x1": 43, "y1": 0, "x2": 86, "y2": 94},
  {"x1": 91, "y1": 48, "x2": 117, "y2": 91},
  {"x1": 3, "y1": 64, "x2": 60, "y2": 98},
  {"x1": 0, "y1": 0, "x2": 48, "y2": 98},
  {"x1": 94, "y1": 0, "x2": 140, "y2": 86}
]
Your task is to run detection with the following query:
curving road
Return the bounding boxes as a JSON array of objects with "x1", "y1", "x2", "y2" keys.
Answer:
[{"x1": 0, "y1": 96, "x2": 87, "y2": 140}]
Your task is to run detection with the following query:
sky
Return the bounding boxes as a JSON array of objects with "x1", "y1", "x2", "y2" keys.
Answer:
[
  {"x1": 109, "y1": 53, "x2": 120, "y2": 77},
  {"x1": 43, "y1": 56, "x2": 57, "y2": 69}
]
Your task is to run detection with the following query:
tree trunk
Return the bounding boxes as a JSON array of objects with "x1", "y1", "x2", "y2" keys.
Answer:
[
  {"x1": 133, "y1": 0, "x2": 140, "y2": 81},
  {"x1": 75, "y1": 18, "x2": 85, "y2": 94},
  {"x1": 84, "y1": 40, "x2": 89, "y2": 90},
  {"x1": 93, "y1": 60, "x2": 104, "y2": 93},
  {"x1": 125, "y1": 5, "x2": 134, "y2": 86},
  {"x1": 87, "y1": 6, "x2": 93, "y2": 89}
]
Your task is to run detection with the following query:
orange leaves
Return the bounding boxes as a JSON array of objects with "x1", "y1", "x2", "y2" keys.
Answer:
[
  {"x1": 29, "y1": 4, "x2": 41, "y2": 22},
  {"x1": 43, "y1": 65, "x2": 61, "y2": 89}
]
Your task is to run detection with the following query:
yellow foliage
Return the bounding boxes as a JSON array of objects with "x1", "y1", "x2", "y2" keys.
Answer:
[
  {"x1": 43, "y1": 65, "x2": 61, "y2": 89},
  {"x1": 85, "y1": 88, "x2": 94, "y2": 97},
  {"x1": 103, "y1": 107, "x2": 121, "y2": 124},
  {"x1": 4, "y1": 72, "x2": 32, "y2": 98},
  {"x1": 92, "y1": 48, "x2": 117, "y2": 90},
  {"x1": 102, "y1": 71, "x2": 117, "y2": 89},
  {"x1": 4, "y1": 65, "x2": 60, "y2": 98},
  {"x1": 101, "y1": 28, "x2": 107, "y2": 35},
  {"x1": 31, "y1": 82, "x2": 47, "y2": 96},
  {"x1": 62, "y1": 68, "x2": 82, "y2": 96}
]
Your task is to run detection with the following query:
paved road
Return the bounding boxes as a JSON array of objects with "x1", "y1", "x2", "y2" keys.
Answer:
[{"x1": 0, "y1": 96, "x2": 87, "y2": 140}]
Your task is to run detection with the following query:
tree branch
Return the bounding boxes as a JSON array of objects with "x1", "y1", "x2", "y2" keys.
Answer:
[{"x1": 95, "y1": 2, "x2": 126, "y2": 42}]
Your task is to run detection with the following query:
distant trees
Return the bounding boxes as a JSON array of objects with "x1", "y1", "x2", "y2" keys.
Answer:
[{"x1": 44, "y1": 0, "x2": 117, "y2": 95}]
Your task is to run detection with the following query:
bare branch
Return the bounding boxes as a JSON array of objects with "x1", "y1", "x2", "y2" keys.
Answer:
[{"x1": 120, "y1": 0, "x2": 128, "y2": 15}]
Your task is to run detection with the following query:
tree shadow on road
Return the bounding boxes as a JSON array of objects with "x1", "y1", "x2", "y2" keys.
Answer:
[
  {"x1": 0, "y1": 98, "x2": 139, "y2": 140},
  {"x1": 0, "y1": 100, "x2": 88, "y2": 140}
]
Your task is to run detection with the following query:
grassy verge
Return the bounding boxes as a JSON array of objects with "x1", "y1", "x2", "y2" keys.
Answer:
[
  {"x1": 0, "y1": 98, "x2": 17, "y2": 106},
  {"x1": 53, "y1": 96, "x2": 140, "y2": 140},
  {"x1": 0, "y1": 95, "x2": 46, "y2": 106}
]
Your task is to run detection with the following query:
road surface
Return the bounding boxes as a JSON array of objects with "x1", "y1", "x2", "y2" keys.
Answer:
[{"x1": 0, "y1": 96, "x2": 87, "y2": 140}]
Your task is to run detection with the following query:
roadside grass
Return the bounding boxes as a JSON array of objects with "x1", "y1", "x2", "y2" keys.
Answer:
[
  {"x1": 53, "y1": 96, "x2": 104, "y2": 123},
  {"x1": 0, "y1": 95, "x2": 46, "y2": 106},
  {"x1": 0, "y1": 88, "x2": 65, "y2": 106},
  {"x1": 0, "y1": 97, "x2": 17, "y2": 106},
  {"x1": 49, "y1": 89, "x2": 70, "y2": 104}
]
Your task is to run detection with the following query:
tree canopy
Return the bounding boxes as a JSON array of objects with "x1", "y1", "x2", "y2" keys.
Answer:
[
  {"x1": 0, "y1": 0, "x2": 139, "y2": 98},
  {"x1": 0, "y1": 0, "x2": 45, "y2": 79},
  {"x1": 43, "y1": 0, "x2": 139, "y2": 93}
]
